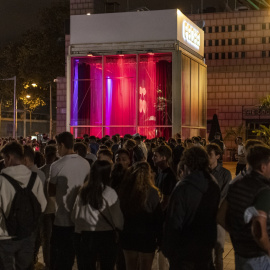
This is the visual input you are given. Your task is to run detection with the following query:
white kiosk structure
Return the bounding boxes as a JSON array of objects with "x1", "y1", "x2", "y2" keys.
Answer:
[{"x1": 67, "y1": 9, "x2": 206, "y2": 139}]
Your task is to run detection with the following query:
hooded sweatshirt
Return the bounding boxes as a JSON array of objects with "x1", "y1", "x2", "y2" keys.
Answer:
[{"x1": 163, "y1": 170, "x2": 220, "y2": 262}]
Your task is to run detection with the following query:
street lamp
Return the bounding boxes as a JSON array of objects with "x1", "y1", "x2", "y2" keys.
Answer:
[{"x1": 0, "y1": 76, "x2": 17, "y2": 138}]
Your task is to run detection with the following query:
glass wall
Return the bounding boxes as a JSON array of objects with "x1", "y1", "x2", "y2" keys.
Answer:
[{"x1": 70, "y1": 53, "x2": 172, "y2": 138}]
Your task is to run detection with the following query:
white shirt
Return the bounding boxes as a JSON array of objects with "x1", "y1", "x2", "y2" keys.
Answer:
[
  {"x1": 0, "y1": 165, "x2": 47, "y2": 239},
  {"x1": 49, "y1": 154, "x2": 90, "y2": 227},
  {"x1": 72, "y1": 185, "x2": 124, "y2": 233}
]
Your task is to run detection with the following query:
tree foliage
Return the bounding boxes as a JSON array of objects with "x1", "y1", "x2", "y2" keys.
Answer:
[
  {"x1": 0, "y1": 0, "x2": 69, "y2": 111},
  {"x1": 259, "y1": 95, "x2": 270, "y2": 109},
  {"x1": 252, "y1": 125, "x2": 270, "y2": 146}
]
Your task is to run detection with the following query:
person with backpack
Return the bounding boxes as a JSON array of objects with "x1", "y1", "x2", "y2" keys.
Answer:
[{"x1": 0, "y1": 141, "x2": 47, "y2": 270}]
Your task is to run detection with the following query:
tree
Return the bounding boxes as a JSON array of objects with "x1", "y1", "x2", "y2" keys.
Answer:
[{"x1": 0, "y1": 1, "x2": 69, "y2": 136}]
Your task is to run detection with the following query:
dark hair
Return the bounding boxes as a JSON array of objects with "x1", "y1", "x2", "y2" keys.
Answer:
[
  {"x1": 206, "y1": 143, "x2": 222, "y2": 157},
  {"x1": 179, "y1": 146, "x2": 210, "y2": 173},
  {"x1": 34, "y1": 151, "x2": 45, "y2": 167},
  {"x1": 111, "y1": 163, "x2": 127, "y2": 193},
  {"x1": 153, "y1": 145, "x2": 172, "y2": 161},
  {"x1": 23, "y1": 145, "x2": 35, "y2": 162},
  {"x1": 97, "y1": 149, "x2": 113, "y2": 160},
  {"x1": 245, "y1": 139, "x2": 266, "y2": 152},
  {"x1": 104, "y1": 140, "x2": 113, "y2": 149},
  {"x1": 115, "y1": 148, "x2": 130, "y2": 157},
  {"x1": 74, "y1": 142, "x2": 87, "y2": 158},
  {"x1": 247, "y1": 145, "x2": 270, "y2": 171},
  {"x1": 55, "y1": 132, "x2": 74, "y2": 149},
  {"x1": 89, "y1": 136, "x2": 96, "y2": 142},
  {"x1": 80, "y1": 160, "x2": 112, "y2": 209},
  {"x1": 0, "y1": 141, "x2": 24, "y2": 160},
  {"x1": 47, "y1": 139, "x2": 56, "y2": 145},
  {"x1": 44, "y1": 145, "x2": 57, "y2": 163}
]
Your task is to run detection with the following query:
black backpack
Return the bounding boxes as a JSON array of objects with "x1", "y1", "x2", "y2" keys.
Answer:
[{"x1": 1, "y1": 172, "x2": 42, "y2": 239}]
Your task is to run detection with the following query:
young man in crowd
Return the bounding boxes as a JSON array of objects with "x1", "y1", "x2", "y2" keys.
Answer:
[
  {"x1": 152, "y1": 145, "x2": 177, "y2": 270},
  {"x1": 115, "y1": 148, "x2": 131, "y2": 169},
  {"x1": 225, "y1": 145, "x2": 270, "y2": 269},
  {"x1": 152, "y1": 145, "x2": 177, "y2": 210},
  {"x1": 206, "y1": 144, "x2": 232, "y2": 270},
  {"x1": 49, "y1": 132, "x2": 90, "y2": 270},
  {"x1": 0, "y1": 142, "x2": 46, "y2": 269},
  {"x1": 163, "y1": 146, "x2": 220, "y2": 269}
]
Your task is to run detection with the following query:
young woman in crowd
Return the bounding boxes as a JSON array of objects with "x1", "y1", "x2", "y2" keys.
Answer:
[
  {"x1": 119, "y1": 161, "x2": 163, "y2": 270},
  {"x1": 72, "y1": 160, "x2": 124, "y2": 270}
]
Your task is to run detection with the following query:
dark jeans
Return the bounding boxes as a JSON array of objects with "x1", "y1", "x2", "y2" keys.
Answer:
[
  {"x1": 0, "y1": 234, "x2": 35, "y2": 270},
  {"x1": 80, "y1": 230, "x2": 118, "y2": 270},
  {"x1": 50, "y1": 225, "x2": 75, "y2": 270},
  {"x1": 169, "y1": 258, "x2": 215, "y2": 270},
  {"x1": 41, "y1": 214, "x2": 55, "y2": 267}
]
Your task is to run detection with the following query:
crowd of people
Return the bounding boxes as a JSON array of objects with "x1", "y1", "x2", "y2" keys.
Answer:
[{"x1": 0, "y1": 131, "x2": 269, "y2": 270}]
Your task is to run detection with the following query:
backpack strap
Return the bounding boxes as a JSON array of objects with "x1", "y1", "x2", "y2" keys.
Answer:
[
  {"x1": 1, "y1": 173, "x2": 22, "y2": 192},
  {"x1": 1, "y1": 172, "x2": 37, "y2": 192},
  {"x1": 27, "y1": 172, "x2": 37, "y2": 191}
]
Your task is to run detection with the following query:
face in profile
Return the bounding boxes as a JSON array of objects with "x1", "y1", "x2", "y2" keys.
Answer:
[{"x1": 115, "y1": 153, "x2": 130, "y2": 169}]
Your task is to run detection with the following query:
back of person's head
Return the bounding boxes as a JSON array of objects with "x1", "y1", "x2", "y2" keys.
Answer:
[
  {"x1": 153, "y1": 145, "x2": 172, "y2": 161},
  {"x1": 44, "y1": 145, "x2": 57, "y2": 163},
  {"x1": 80, "y1": 160, "x2": 112, "y2": 208},
  {"x1": 245, "y1": 139, "x2": 266, "y2": 152},
  {"x1": 47, "y1": 139, "x2": 56, "y2": 145},
  {"x1": 34, "y1": 151, "x2": 45, "y2": 168},
  {"x1": 112, "y1": 135, "x2": 118, "y2": 144},
  {"x1": 193, "y1": 136, "x2": 200, "y2": 143},
  {"x1": 89, "y1": 136, "x2": 96, "y2": 142},
  {"x1": 111, "y1": 163, "x2": 127, "y2": 192},
  {"x1": 180, "y1": 146, "x2": 209, "y2": 174},
  {"x1": 247, "y1": 145, "x2": 270, "y2": 172},
  {"x1": 23, "y1": 145, "x2": 35, "y2": 162},
  {"x1": 74, "y1": 142, "x2": 87, "y2": 158},
  {"x1": 206, "y1": 143, "x2": 222, "y2": 156},
  {"x1": 0, "y1": 141, "x2": 24, "y2": 161},
  {"x1": 123, "y1": 139, "x2": 136, "y2": 150},
  {"x1": 104, "y1": 140, "x2": 113, "y2": 149},
  {"x1": 55, "y1": 132, "x2": 74, "y2": 149},
  {"x1": 97, "y1": 149, "x2": 113, "y2": 161}
]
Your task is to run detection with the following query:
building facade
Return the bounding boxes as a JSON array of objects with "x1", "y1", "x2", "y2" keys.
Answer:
[
  {"x1": 189, "y1": 10, "x2": 270, "y2": 147},
  {"x1": 57, "y1": 1, "x2": 270, "y2": 144}
]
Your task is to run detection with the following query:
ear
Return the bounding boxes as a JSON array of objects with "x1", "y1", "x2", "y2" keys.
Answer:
[{"x1": 216, "y1": 154, "x2": 221, "y2": 160}]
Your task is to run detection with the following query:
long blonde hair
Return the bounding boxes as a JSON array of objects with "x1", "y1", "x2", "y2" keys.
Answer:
[{"x1": 119, "y1": 161, "x2": 158, "y2": 216}]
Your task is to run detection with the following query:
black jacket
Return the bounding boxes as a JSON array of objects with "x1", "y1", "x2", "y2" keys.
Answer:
[{"x1": 162, "y1": 170, "x2": 220, "y2": 263}]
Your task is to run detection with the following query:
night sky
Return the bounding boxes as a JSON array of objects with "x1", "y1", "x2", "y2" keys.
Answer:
[{"x1": 0, "y1": 0, "x2": 237, "y2": 47}]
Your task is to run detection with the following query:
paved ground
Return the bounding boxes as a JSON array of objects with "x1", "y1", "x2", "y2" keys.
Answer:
[{"x1": 36, "y1": 162, "x2": 238, "y2": 270}]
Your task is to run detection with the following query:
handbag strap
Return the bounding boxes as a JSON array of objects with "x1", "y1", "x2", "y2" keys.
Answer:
[{"x1": 98, "y1": 199, "x2": 116, "y2": 231}]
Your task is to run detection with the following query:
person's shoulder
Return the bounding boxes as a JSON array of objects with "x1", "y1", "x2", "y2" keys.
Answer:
[{"x1": 103, "y1": 185, "x2": 118, "y2": 202}]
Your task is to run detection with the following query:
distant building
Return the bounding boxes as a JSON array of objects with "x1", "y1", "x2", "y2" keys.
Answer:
[{"x1": 189, "y1": 9, "x2": 270, "y2": 146}]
